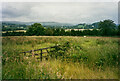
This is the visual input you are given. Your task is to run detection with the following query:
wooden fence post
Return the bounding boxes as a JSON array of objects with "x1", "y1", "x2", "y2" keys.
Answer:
[
  {"x1": 24, "y1": 52, "x2": 26, "y2": 56},
  {"x1": 40, "y1": 49, "x2": 42, "y2": 61},
  {"x1": 32, "y1": 50, "x2": 34, "y2": 57},
  {"x1": 46, "y1": 49, "x2": 49, "y2": 61}
]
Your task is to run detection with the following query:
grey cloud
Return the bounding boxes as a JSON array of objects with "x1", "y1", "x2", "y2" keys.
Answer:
[
  {"x1": 2, "y1": 2, "x2": 118, "y2": 24},
  {"x1": 2, "y1": 2, "x2": 33, "y2": 18}
]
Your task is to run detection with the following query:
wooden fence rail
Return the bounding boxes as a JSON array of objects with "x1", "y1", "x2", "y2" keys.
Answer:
[{"x1": 21, "y1": 45, "x2": 61, "y2": 61}]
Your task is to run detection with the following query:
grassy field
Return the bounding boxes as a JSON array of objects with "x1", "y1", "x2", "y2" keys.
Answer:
[{"x1": 2, "y1": 36, "x2": 119, "y2": 79}]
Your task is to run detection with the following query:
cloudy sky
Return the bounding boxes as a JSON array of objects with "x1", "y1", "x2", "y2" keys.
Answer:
[{"x1": 2, "y1": 2, "x2": 118, "y2": 24}]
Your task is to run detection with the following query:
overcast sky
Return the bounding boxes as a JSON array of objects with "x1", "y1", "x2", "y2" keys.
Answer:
[{"x1": 2, "y1": 2, "x2": 118, "y2": 24}]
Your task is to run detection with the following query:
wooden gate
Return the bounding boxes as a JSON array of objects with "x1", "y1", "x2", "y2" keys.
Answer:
[{"x1": 21, "y1": 45, "x2": 61, "y2": 61}]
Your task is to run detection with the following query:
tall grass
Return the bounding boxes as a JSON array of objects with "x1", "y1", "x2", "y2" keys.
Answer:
[{"x1": 2, "y1": 36, "x2": 119, "y2": 79}]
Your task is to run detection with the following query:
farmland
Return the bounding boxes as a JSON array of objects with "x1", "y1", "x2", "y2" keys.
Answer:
[{"x1": 2, "y1": 36, "x2": 119, "y2": 79}]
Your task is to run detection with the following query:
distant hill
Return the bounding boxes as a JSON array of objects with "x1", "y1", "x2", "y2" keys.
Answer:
[
  {"x1": 2, "y1": 21, "x2": 118, "y2": 30},
  {"x1": 1, "y1": 21, "x2": 74, "y2": 26},
  {"x1": 39, "y1": 22, "x2": 74, "y2": 26},
  {"x1": 1, "y1": 21, "x2": 100, "y2": 30},
  {"x1": 1, "y1": 21, "x2": 29, "y2": 25}
]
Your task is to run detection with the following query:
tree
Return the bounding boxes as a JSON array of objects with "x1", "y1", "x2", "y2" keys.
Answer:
[
  {"x1": 71, "y1": 29, "x2": 76, "y2": 36},
  {"x1": 45, "y1": 28, "x2": 54, "y2": 36},
  {"x1": 118, "y1": 25, "x2": 120, "y2": 36},
  {"x1": 98, "y1": 19, "x2": 116, "y2": 36},
  {"x1": 92, "y1": 29, "x2": 100, "y2": 36},
  {"x1": 53, "y1": 28, "x2": 60, "y2": 36},
  {"x1": 26, "y1": 23, "x2": 45, "y2": 36},
  {"x1": 60, "y1": 29, "x2": 65, "y2": 36}
]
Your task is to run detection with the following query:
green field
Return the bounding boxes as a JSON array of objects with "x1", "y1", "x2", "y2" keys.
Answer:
[{"x1": 2, "y1": 36, "x2": 119, "y2": 79}]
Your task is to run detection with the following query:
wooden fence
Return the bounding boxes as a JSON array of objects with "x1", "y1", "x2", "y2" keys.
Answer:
[{"x1": 21, "y1": 45, "x2": 61, "y2": 61}]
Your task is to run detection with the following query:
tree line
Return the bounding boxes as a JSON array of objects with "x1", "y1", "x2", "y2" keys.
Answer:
[{"x1": 2, "y1": 19, "x2": 120, "y2": 36}]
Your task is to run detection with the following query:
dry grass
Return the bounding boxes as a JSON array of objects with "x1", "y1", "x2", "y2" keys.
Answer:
[{"x1": 2, "y1": 36, "x2": 119, "y2": 79}]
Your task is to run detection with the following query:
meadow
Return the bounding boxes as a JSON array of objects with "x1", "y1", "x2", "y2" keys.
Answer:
[{"x1": 2, "y1": 36, "x2": 119, "y2": 79}]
